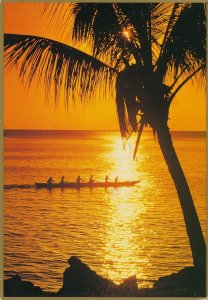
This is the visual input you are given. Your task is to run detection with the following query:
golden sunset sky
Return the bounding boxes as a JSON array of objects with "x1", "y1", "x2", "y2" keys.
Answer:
[{"x1": 4, "y1": 2, "x2": 206, "y2": 130}]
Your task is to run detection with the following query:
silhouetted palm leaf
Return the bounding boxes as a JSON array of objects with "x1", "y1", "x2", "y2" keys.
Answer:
[
  {"x1": 116, "y1": 65, "x2": 145, "y2": 137},
  {"x1": 4, "y1": 34, "x2": 116, "y2": 103},
  {"x1": 156, "y1": 3, "x2": 206, "y2": 81},
  {"x1": 72, "y1": 3, "x2": 127, "y2": 66},
  {"x1": 72, "y1": 3, "x2": 164, "y2": 68}
]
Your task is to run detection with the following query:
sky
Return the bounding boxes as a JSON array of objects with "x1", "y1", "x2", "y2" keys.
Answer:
[{"x1": 4, "y1": 2, "x2": 206, "y2": 131}]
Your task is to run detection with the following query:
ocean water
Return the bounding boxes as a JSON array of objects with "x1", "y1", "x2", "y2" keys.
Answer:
[{"x1": 4, "y1": 130, "x2": 206, "y2": 292}]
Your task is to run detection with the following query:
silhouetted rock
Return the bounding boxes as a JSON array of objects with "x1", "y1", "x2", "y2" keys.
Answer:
[
  {"x1": 58, "y1": 256, "x2": 118, "y2": 296},
  {"x1": 119, "y1": 275, "x2": 139, "y2": 296},
  {"x1": 153, "y1": 266, "x2": 206, "y2": 297},
  {"x1": 4, "y1": 258, "x2": 206, "y2": 297},
  {"x1": 4, "y1": 274, "x2": 54, "y2": 297}
]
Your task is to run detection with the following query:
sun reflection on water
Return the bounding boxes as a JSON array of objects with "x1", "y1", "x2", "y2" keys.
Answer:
[
  {"x1": 101, "y1": 136, "x2": 149, "y2": 285},
  {"x1": 103, "y1": 188, "x2": 147, "y2": 284},
  {"x1": 103, "y1": 136, "x2": 144, "y2": 181}
]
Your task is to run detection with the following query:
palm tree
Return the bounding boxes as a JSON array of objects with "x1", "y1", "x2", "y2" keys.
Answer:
[{"x1": 4, "y1": 3, "x2": 206, "y2": 271}]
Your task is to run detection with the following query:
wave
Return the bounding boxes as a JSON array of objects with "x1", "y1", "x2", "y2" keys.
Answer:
[{"x1": 4, "y1": 184, "x2": 35, "y2": 189}]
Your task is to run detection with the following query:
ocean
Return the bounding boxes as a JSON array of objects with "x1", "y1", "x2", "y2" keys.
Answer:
[{"x1": 3, "y1": 130, "x2": 206, "y2": 292}]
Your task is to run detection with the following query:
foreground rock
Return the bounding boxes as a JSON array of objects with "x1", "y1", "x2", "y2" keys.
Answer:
[
  {"x1": 4, "y1": 256, "x2": 206, "y2": 297},
  {"x1": 153, "y1": 266, "x2": 206, "y2": 296},
  {"x1": 4, "y1": 274, "x2": 54, "y2": 297},
  {"x1": 58, "y1": 256, "x2": 138, "y2": 296}
]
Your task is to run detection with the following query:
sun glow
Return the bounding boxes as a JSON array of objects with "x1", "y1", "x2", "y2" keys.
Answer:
[
  {"x1": 122, "y1": 30, "x2": 131, "y2": 41},
  {"x1": 104, "y1": 136, "x2": 143, "y2": 182}
]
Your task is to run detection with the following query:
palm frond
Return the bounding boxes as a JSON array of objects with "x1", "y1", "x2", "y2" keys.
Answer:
[
  {"x1": 115, "y1": 3, "x2": 172, "y2": 71},
  {"x1": 151, "y1": 2, "x2": 175, "y2": 40},
  {"x1": 151, "y1": 3, "x2": 180, "y2": 66},
  {"x1": 115, "y1": 4, "x2": 152, "y2": 68},
  {"x1": 4, "y1": 34, "x2": 116, "y2": 104},
  {"x1": 133, "y1": 121, "x2": 144, "y2": 160},
  {"x1": 116, "y1": 65, "x2": 144, "y2": 137},
  {"x1": 116, "y1": 82, "x2": 128, "y2": 137},
  {"x1": 157, "y1": 4, "x2": 182, "y2": 58},
  {"x1": 72, "y1": 3, "x2": 158, "y2": 68},
  {"x1": 169, "y1": 64, "x2": 205, "y2": 103},
  {"x1": 36, "y1": 3, "x2": 74, "y2": 39},
  {"x1": 155, "y1": 3, "x2": 206, "y2": 81},
  {"x1": 72, "y1": 3, "x2": 126, "y2": 66}
]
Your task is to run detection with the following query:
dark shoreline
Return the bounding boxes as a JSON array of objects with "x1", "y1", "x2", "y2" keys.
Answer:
[{"x1": 4, "y1": 256, "x2": 206, "y2": 297}]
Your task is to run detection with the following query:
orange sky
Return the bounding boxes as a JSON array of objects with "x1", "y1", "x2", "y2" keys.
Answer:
[{"x1": 4, "y1": 2, "x2": 206, "y2": 131}]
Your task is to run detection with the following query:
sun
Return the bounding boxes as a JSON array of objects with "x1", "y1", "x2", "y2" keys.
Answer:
[{"x1": 122, "y1": 30, "x2": 131, "y2": 41}]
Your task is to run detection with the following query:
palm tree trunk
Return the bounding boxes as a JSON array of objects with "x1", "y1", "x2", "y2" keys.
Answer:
[{"x1": 156, "y1": 123, "x2": 206, "y2": 270}]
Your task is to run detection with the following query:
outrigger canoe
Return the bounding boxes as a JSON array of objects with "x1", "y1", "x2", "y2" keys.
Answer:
[{"x1": 35, "y1": 180, "x2": 140, "y2": 189}]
